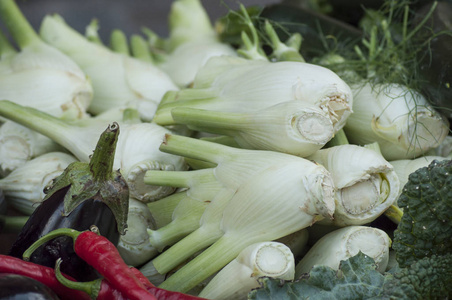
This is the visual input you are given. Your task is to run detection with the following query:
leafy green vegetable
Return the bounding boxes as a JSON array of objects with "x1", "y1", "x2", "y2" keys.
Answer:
[
  {"x1": 392, "y1": 159, "x2": 452, "y2": 267},
  {"x1": 249, "y1": 251, "x2": 452, "y2": 300},
  {"x1": 249, "y1": 252, "x2": 388, "y2": 300},
  {"x1": 379, "y1": 253, "x2": 452, "y2": 300}
]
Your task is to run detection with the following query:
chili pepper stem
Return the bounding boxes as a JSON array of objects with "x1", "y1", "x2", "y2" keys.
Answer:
[
  {"x1": 55, "y1": 258, "x2": 101, "y2": 299},
  {"x1": 23, "y1": 227, "x2": 82, "y2": 261}
]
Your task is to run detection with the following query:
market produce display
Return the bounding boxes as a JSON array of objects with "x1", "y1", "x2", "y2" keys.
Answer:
[{"x1": 0, "y1": 0, "x2": 451, "y2": 299}]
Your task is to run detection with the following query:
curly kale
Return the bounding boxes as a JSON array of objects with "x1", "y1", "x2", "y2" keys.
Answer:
[
  {"x1": 392, "y1": 159, "x2": 452, "y2": 267},
  {"x1": 380, "y1": 253, "x2": 452, "y2": 299},
  {"x1": 248, "y1": 159, "x2": 452, "y2": 300},
  {"x1": 248, "y1": 252, "x2": 389, "y2": 300},
  {"x1": 248, "y1": 252, "x2": 452, "y2": 300}
]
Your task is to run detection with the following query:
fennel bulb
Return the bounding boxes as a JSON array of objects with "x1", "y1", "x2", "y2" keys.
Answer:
[
  {"x1": 144, "y1": 134, "x2": 335, "y2": 293},
  {"x1": 0, "y1": 0, "x2": 93, "y2": 119},
  {"x1": 154, "y1": 56, "x2": 352, "y2": 156},
  {"x1": 294, "y1": 226, "x2": 391, "y2": 276},
  {"x1": 117, "y1": 198, "x2": 158, "y2": 267},
  {"x1": 158, "y1": 40, "x2": 237, "y2": 88},
  {"x1": 308, "y1": 144, "x2": 400, "y2": 226},
  {"x1": 344, "y1": 83, "x2": 449, "y2": 160},
  {"x1": 39, "y1": 14, "x2": 179, "y2": 121},
  {"x1": 155, "y1": 0, "x2": 238, "y2": 87},
  {"x1": 0, "y1": 152, "x2": 77, "y2": 215},
  {"x1": 143, "y1": 134, "x2": 334, "y2": 272},
  {"x1": 426, "y1": 135, "x2": 452, "y2": 158},
  {"x1": 0, "y1": 121, "x2": 64, "y2": 177},
  {"x1": 166, "y1": 0, "x2": 217, "y2": 51},
  {"x1": 0, "y1": 100, "x2": 187, "y2": 202},
  {"x1": 199, "y1": 241, "x2": 295, "y2": 300}
]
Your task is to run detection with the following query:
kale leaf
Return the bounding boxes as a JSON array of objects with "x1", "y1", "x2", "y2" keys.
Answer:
[
  {"x1": 248, "y1": 252, "x2": 390, "y2": 300},
  {"x1": 392, "y1": 159, "x2": 452, "y2": 267}
]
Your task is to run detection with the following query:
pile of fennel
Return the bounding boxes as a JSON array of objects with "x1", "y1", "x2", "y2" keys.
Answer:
[{"x1": 0, "y1": 0, "x2": 451, "y2": 299}]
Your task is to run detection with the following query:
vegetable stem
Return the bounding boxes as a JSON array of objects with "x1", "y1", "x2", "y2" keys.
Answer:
[
  {"x1": 325, "y1": 128, "x2": 349, "y2": 147},
  {"x1": 0, "y1": 0, "x2": 41, "y2": 48},
  {"x1": 148, "y1": 197, "x2": 207, "y2": 250},
  {"x1": 109, "y1": 29, "x2": 130, "y2": 55},
  {"x1": 130, "y1": 34, "x2": 153, "y2": 63},
  {"x1": 158, "y1": 234, "x2": 247, "y2": 293},
  {"x1": 144, "y1": 168, "x2": 215, "y2": 189},
  {"x1": 89, "y1": 122, "x2": 119, "y2": 182},
  {"x1": 264, "y1": 20, "x2": 305, "y2": 62},
  {"x1": 147, "y1": 192, "x2": 185, "y2": 228},
  {"x1": 152, "y1": 223, "x2": 224, "y2": 274},
  {"x1": 159, "y1": 134, "x2": 233, "y2": 164},
  {"x1": 0, "y1": 29, "x2": 16, "y2": 55},
  {"x1": 151, "y1": 187, "x2": 235, "y2": 274},
  {"x1": 384, "y1": 204, "x2": 403, "y2": 224},
  {"x1": 54, "y1": 259, "x2": 101, "y2": 297},
  {"x1": 0, "y1": 100, "x2": 87, "y2": 161},
  {"x1": 85, "y1": 19, "x2": 103, "y2": 45}
]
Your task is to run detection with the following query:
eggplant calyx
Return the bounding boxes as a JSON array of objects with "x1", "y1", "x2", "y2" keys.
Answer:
[{"x1": 42, "y1": 122, "x2": 129, "y2": 235}]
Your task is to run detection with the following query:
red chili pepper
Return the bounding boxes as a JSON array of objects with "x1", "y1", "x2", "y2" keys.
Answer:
[
  {"x1": 130, "y1": 267, "x2": 208, "y2": 300},
  {"x1": 0, "y1": 254, "x2": 90, "y2": 300},
  {"x1": 23, "y1": 226, "x2": 157, "y2": 300}
]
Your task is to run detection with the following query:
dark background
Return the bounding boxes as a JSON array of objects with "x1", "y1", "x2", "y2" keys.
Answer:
[{"x1": 4, "y1": 0, "x2": 280, "y2": 42}]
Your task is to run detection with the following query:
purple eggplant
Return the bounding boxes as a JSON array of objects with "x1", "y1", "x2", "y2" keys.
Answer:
[
  {"x1": 0, "y1": 273, "x2": 59, "y2": 300},
  {"x1": 9, "y1": 123, "x2": 129, "y2": 281}
]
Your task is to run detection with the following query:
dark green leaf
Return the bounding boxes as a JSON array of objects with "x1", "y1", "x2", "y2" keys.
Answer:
[{"x1": 393, "y1": 159, "x2": 452, "y2": 267}]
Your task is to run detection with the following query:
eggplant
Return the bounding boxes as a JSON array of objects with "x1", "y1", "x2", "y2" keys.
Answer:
[
  {"x1": 0, "y1": 273, "x2": 59, "y2": 300},
  {"x1": 9, "y1": 123, "x2": 129, "y2": 282},
  {"x1": 9, "y1": 188, "x2": 119, "y2": 281}
]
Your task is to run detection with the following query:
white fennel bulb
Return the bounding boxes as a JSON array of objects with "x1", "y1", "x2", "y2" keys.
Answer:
[
  {"x1": 166, "y1": 0, "x2": 217, "y2": 51},
  {"x1": 156, "y1": 56, "x2": 352, "y2": 131},
  {"x1": 295, "y1": 226, "x2": 391, "y2": 276},
  {"x1": 344, "y1": 83, "x2": 449, "y2": 160},
  {"x1": 144, "y1": 134, "x2": 334, "y2": 259},
  {"x1": 0, "y1": 121, "x2": 64, "y2": 177},
  {"x1": 0, "y1": 152, "x2": 77, "y2": 214},
  {"x1": 199, "y1": 241, "x2": 295, "y2": 300},
  {"x1": 0, "y1": 0, "x2": 92, "y2": 120},
  {"x1": 154, "y1": 56, "x2": 352, "y2": 156},
  {"x1": 159, "y1": 40, "x2": 237, "y2": 88},
  {"x1": 426, "y1": 135, "x2": 452, "y2": 158},
  {"x1": 156, "y1": 0, "x2": 237, "y2": 87},
  {"x1": 145, "y1": 135, "x2": 335, "y2": 293},
  {"x1": 39, "y1": 14, "x2": 179, "y2": 121},
  {"x1": 0, "y1": 100, "x2": 187, "y2": 202},
  {"x1": 308, "y1": 144, "x2": 400, "y2": 226}
]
